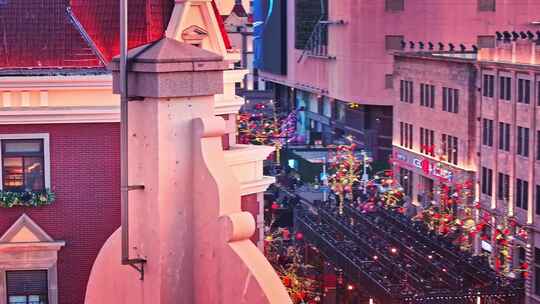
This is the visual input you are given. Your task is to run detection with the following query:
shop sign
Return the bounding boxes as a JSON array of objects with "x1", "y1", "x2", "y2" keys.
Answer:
[{"x1": 394, "y1": 151, "x2": 454, "y2": 181}]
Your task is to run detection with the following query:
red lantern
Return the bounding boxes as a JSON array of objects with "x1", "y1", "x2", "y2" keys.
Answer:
[
  {"x1": 495, "y1": 258, "x2": 501, "y2": 271},
  {"x1": 295, "y1": 291, "x2": 306, "y2": 301},
  {"x1": 295, "y1": 232, "x2": 304, "y2": 241},
  {"x1": 282, "y1": 228, "x2": 291, "y2": 240},
  {"x1": 282, "y1": 276, "x2": 291, "y2": 287}
]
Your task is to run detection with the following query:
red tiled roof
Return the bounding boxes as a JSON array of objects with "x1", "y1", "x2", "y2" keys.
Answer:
[
  {"x1": 71, "y1": 0, "x2": 174, "y2": 63},
  {"x1": 0, "y1": 0, "x2": 102, "y2": 69},
  {"x1": 0, "y1": 0, "x2": 232, "y2": 70}
]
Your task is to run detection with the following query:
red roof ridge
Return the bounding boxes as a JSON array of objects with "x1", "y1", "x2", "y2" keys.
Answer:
[
  {"x1": 66, "y1": 7, "x2": 107, "y2": 66},
  {"x1": 211, "y1": 0, "x2": 232, "y2": 49}
]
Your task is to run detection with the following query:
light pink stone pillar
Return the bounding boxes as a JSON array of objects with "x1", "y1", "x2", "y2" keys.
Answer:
[{"x1": 84, "y1": 38, "x2": 291, "y2": 304}]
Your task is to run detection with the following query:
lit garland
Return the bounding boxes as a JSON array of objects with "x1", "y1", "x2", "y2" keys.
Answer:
[
  {"x1": 347, "y1": 102, "x2": 360, "y2": 110},
  {"x1": 415, "y1": 180, "x2": 477, "y2": 251},
  {"x1": 237, "y1": 103, "x2": 298, "y2": 161},
  {"x1": 327, "y1": 143, "x2": 362, "y2": 215},
  {"x1": 0, "y1": 189, "x2": 55, "y2": 208},
  {"x1": 475, "y1": 212, "x2": 530, "y2": 278},
  {"x1": 373, "y1": 170, "x2": 406, "y2": 211},
  {"x1": 388, "y1": 146, "x2": 530, "y2": 278},
  {"x1": 264, "y1": 228, "x2": 322, "y2": 304}
]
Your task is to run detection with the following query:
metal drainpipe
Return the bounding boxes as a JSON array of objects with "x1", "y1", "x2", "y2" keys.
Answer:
[
  {"x1": 120, "y1": 0, "x2": 129, "y2": 265},
  {"x1": 120, "y1": 0, "x2": 146, "y2": 279}
]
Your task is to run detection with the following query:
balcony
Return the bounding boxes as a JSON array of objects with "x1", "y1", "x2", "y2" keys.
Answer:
[{"x1": 223, "y1": 144, "x2": 275, "y2": 196}]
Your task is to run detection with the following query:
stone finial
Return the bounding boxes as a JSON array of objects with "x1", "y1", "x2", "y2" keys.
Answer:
[{"x1": 110, "y1": 38, "x2": 229, "y2": 98}]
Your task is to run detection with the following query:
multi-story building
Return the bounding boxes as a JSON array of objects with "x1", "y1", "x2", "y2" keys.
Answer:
[
  {"x1": 255, "y1": 0, "x2": 540, "y2": 161},
  {"x1": 392, "y1": 52, "x2": 478, "y2": 205},
  {"x1": 0, "y1": 1, "x2": 274, "y2": 303},
  {"x1": 477, "y1": 39, "x2": 540, "y2": 303},
  {"x1": 392, "y1": 36, "x2": 540, "y2": 303}
]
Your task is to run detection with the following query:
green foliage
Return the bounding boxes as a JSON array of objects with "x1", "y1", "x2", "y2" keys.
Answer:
[{"x1": 0, "y1": 189, "x2": 55, "y2": 208}]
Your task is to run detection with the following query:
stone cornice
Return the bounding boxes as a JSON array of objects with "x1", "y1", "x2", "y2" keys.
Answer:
[
  {"x1": 239, "y1": 176, "x2": 276, "y2": 196},
  {"x1": 223, "y1": 144, "x2": 275, "y2": 165},
  {"x1": 0, "y1": 241, "x2": 66, "y2": 252},
  {"x1": 0, "y1": 106, "x2": 120, "y2": 124},
  {"x1": 0, "y1": 74, "x2": 112, "y2": 91}
]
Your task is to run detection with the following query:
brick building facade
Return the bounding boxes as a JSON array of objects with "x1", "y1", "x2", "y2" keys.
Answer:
[
  {"x1": 392, "y1": 39, "x2": 540, "y2": 303},
  {"x1": 393, "y1": 52, "x2": 478, "y2": 206},
  {"x1": 0, "y1": 123, "x2": 120, "y2": 304},
  {"x1": 0, "y1": 1, "x2": 272, "y2": 303},
  {"x1": 477, "y1": 41, "x2": 540, "y2": 303},
  {"x1": 257, "y1": 0, "x2": 540, "y2": 162}
]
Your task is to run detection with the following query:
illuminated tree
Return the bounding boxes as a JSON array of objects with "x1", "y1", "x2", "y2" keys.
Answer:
[
  {"x1": 328, "y1": 143, "x2": 361, "y2": 215},
  {"x1": 237, "y1": 103, "x2": 298, "y2": 162},
  {"x1": 264, "y1": 228, "x2": 322, "y2": 304}
]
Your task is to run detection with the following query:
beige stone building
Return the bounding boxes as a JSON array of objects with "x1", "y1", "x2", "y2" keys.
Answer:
[
  {"x1": 392, "y1": 52, "x2": 478, "y2": 205},
  {"x1": 393, "y1": 39, "x2": 540, "y2": 303}
]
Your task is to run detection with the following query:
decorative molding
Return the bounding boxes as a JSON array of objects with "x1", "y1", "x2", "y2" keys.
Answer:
[
  {"x1": 0, "y1": 75, "x2": 112, "y2": 91},
  {"x1": 182, "y1": 25, "x2": 209, "y2": 41},
  {"x1": 224, "y1": 144, "x2": 275, "y2": 165},
  {"x1": 214, "y1": 100, "x2": 244, "y2": 115},
  {"x1": 1, "y1": 92, "x2": 11, "y2": 107},
  {"x1": 223, "y1": 69, "x2": 248, "y2": 83},
  {"x1": 0, "y1": 107, "x2": 120, "y2": 124},
  {"x1": 224, "y1": 145, "x2": 275, "y2": 196},
  {"x1": 40, "y1": 91, "x2": 49, "y2": 107},
  {"x1": 0, "y1": 214, "x2": 54, "y2": 243},
  {"x1": 0, "y1": 214, "x2": 65, "y2": 304},
  {"x1": 21, "y1": 91, "x2": 30, "y2": 107},
  {"x1": 239, "y1": 176, "x2": 276, "y2": 196}
]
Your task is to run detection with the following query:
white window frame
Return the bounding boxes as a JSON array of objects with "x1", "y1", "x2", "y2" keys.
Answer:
[
  {"x1": 0, "y1": 133, "x2": 51, "y2": 191},
  {"x1": 0, "y1": 214, "x2": 64, "y2": 304}
]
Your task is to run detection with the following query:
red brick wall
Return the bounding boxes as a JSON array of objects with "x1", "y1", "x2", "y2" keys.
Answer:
[
  {"x1": 0, "y1": 123, "x2": 120, "y2": 304},
  {"x1": 241, "y1": 193, "x2": 260, "y2": 244}
]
